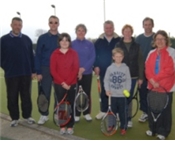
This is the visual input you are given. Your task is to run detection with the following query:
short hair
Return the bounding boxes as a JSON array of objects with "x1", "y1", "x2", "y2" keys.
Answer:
[
  {"x1": 58, "y1": 33, "x2": 71, "y2": 48},
  {"x1": 75, "y1": 24, "x2": 87, "y2": 33},
  {"x1": 11, "y1": 17, "x2": 22, "y2": 23},
  {"x1": 152, "y1": 30, "x2": 171, "y2": 47},
  {"x1": 112, "y1": 48, "x2": 124, "y2": 56},
  {"x1": 122, "y1": 24, "x2": 134, "y2": 34},
  {"x1": 103, "y1": 20, "x2": 114, "y2": 27},
  {"x1": 49, "y1": 15, "x2": 59, "y2": 22},
  {"x1": 142, "y1": 17, "x2": 154, "y2": 27}
]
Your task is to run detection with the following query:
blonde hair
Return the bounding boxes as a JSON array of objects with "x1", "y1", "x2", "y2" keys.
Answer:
[
  {"x1": 112, "y1": 48, "x2": 124, "y2": 56},
  {"x1": 122, "y1": 24, "x2": 133, "y2": 34}
]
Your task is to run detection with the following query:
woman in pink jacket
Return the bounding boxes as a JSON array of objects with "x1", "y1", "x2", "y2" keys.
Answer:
[{"x1": 145, "y1": 30, "x2": 175, "y2": 140}]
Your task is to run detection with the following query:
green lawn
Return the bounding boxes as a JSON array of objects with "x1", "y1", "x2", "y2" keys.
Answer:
[{"x1": 0, "y1": 68, "x2": 175, "y2": 140}]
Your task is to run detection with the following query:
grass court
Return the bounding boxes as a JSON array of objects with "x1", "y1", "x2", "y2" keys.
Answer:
[{"x1": 0, "y1": 68, "x2": 175, "y2": 140}]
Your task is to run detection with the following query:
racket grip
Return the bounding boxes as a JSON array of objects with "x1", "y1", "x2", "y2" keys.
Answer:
[{"x1": 108, "y1": 95, "x2": 111, "y2": 106}]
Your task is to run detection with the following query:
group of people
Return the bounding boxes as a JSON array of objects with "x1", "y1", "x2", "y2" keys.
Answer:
[{"x1": 1, "y1": 15, "x2": 174, "y2": 139}]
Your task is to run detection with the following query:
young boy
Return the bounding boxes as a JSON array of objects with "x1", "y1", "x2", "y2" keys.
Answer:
[{"x1": 104, "y1": 48, "x2": 131, "y2": 135}]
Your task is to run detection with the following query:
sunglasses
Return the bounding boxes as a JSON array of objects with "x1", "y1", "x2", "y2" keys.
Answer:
[{"x1": 49, "y1": 21, "x2": 58, "y2": 24}]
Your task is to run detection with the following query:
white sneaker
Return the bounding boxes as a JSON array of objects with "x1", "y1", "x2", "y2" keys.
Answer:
[
  {"x1": 157, "y1": 134, "x2": 165, "y2": 140},
  {"x1": 127, "y1": 121, "x2": 133, "y2": 128},
  {"x1": 38, "y1": 115, "x2": 48, "y2": 124},
  {"x1": 60, "y1": 128, "x2": 66, "y2": 135},
  {"x1": 67, "y1": 128, "x2": 74, "y2": 135},
  {"x1": 75, "y1": 116, "x2": 80, "y2": 122},
  {"x1": 26, "y1": 117, "x2": 35, "y2": 124},
  {"x1": 10, "y1": 120, "x2": 19, "y2": 127},
  {"x1": 146, "y1": 130, "x2": 153, "y2": 136},
  {"x1": 95, "y1": 112, "x2": 106, "y2": 120},
  {"x1": 84, "y1": 114, "x2": 92, "y2": 121},
  {"x1": 138, "y1": 112, "x2": 148, "y2": 122}
]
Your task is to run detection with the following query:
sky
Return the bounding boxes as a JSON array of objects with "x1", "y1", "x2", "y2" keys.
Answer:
[{"x1": 0, "y1": 0, "x2": 175, "y2": 43}]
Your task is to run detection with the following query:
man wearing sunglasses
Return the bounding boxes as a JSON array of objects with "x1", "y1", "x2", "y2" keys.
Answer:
[{"x1": 35, "y1": 15, "x2": 60, "y2": 124}]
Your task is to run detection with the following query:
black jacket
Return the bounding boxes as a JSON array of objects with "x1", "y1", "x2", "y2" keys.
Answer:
[{"x1": 115, "y1": 37, "x2": 144, "y2": 79}]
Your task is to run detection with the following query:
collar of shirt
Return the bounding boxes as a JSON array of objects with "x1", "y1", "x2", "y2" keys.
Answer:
[
  {"x1": 9, "y1": 31, "x2": 22, "y2": 38},
  {"x1": 47, "y1": 31, "x2": 59, "y2": 37}
]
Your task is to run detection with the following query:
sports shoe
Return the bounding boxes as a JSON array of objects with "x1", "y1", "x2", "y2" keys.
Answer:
[
  {"x1": 38, "y1": 115, "x2": 49, "y2": 124},
  {"x1": 138, "y1": 112, "x2": 148, "y2": 122},
  {"x1": 84, "y1": 114, "x2": 92, "y2": 121},
  {"x1": 120, "y1": 129, "x2": 126, "y2": 135},
  {"x1": 95, "y1": 112, "x2": 106, "y2": 120},
  {"x1": 146, "y1": 130, "x2": 153, "y2": 136},
  {"x1": 60, "y1": 128, "x2": 66, "y2": 135},
  {"x1": 157, "y1": 134, "x2": 165, "y2": 140},
  {"x1": 67, "y1": 128, "x2": 74, "y2": 135},
  {"x1": 26, "y1": 117, "x2": 35, "y2": 124},
  {"x1": 127, "y1": 121, "x2": 133, "y2": 128},
  {"x1": 75, "y1": 116, "x2": 80, "y2": 122},
  {"x1": 10, "y1": 120, "x2": 19, "y2": 127}
]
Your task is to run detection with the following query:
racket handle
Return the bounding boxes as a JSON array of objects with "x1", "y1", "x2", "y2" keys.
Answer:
[
  {"x1": 79, "y1": 85, "x2": 82, "y2": 90},
  {"x1": 108, "y1": 95, "x2": 111, "y2": 106}
]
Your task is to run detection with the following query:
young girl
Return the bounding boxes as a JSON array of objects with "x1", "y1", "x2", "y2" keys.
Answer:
[{"x1": 50, "y1": 33, "x2": 79, "y2": 135}]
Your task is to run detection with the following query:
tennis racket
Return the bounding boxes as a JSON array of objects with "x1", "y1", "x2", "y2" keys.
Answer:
[
  {"x1": 131, "y1": 88, "x2": 139, "y2": 118},
  {"x1": 147, "y1": 86, "x2": 169, "y2": 135},
  {"x1": 74, "y1": 85, "x2": 89, "y2": 112},
  {"x1": 53, "y1": 93, "x2": 72, "y2": 127},
  {"x1": 97, "y1": 76, "x2": 101, "y2": 103},
  {"x1": 101, "y1": 95, "x2": 118, "y2": 136},
  {"x1": 37, "y1": 82, "x2": 48, "y2": 113}
]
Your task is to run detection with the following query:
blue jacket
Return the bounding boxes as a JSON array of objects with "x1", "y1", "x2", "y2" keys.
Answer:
[
  {"x1": 94, "y1": 33, "x2": 120, "y2": 77},
  {"x1": 35, "y1": 32, "x2": 59, "y2": 74},
  {"x1": 72, "y1": 38, "x2": 95, "y2": 74},
  {"x1": 0, "y1": 32, "x2": 35, "y2": 77}
]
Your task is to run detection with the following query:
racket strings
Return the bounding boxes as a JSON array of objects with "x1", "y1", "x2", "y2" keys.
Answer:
[
  {"x1": 75, "y1": 92, "x2": 89, "y2": 112},
  {"x1": 148, "y1": 91, "x2": 168, "y2": 114},
  {"x1": 38, "y1": 94, "x2": 48, "y2": 112},
  {"x1": 54, "y1": 102, "x2": 72, "y2": 127},
  {"x1": 101, "y1": 114, "x2": 117, "y2": 136}
]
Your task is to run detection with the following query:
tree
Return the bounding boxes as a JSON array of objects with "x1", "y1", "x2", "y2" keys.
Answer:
[{"x1": 35, "y1": 29, "x2": 47, "y2": 38}]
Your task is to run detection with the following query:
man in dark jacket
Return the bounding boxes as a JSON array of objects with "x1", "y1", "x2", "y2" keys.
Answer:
[
  {"x1": 1, "y1": 17, "x2": 35, "y2": 127},
  {"x1": 94, "y1": 20, "x2": 120, "y2": 119}
]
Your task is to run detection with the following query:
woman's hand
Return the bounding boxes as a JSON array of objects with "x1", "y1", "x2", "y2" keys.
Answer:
[{"x1": 61, "y1": 82, "x2": 70, "y2": 90}]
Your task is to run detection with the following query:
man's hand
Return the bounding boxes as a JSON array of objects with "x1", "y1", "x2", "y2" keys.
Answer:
[
  {"x1": 31, "y1": 73, "x2": 36, "y2": 79},
  {"x1": 37, "y1": 74, "x2": 42, "y2": 81},
  {"x1": 137, "y1": 79, "x2": 143, "y2": 88},
  {"x1": 94, "y1": 67, "x2": 100, "y2": 76}
]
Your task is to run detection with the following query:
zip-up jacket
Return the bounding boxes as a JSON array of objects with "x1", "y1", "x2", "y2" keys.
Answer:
[
  {"x1": 145, "y1": 46, "x2": 175, "y2": 92},
  {"x1": 50, "y1": 48, "x2": 79, "y2": 85},
  {"x1": 72, "y1": 38, "x2": 95, "y2": 74},
  {"x1": 94, "y1": 33, "x2": 120, "y2": 77}
]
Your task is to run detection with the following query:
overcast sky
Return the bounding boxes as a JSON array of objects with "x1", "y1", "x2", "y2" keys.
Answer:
[{"x1": 0, "y1": 0, "x2": 175, "y2": 43}]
